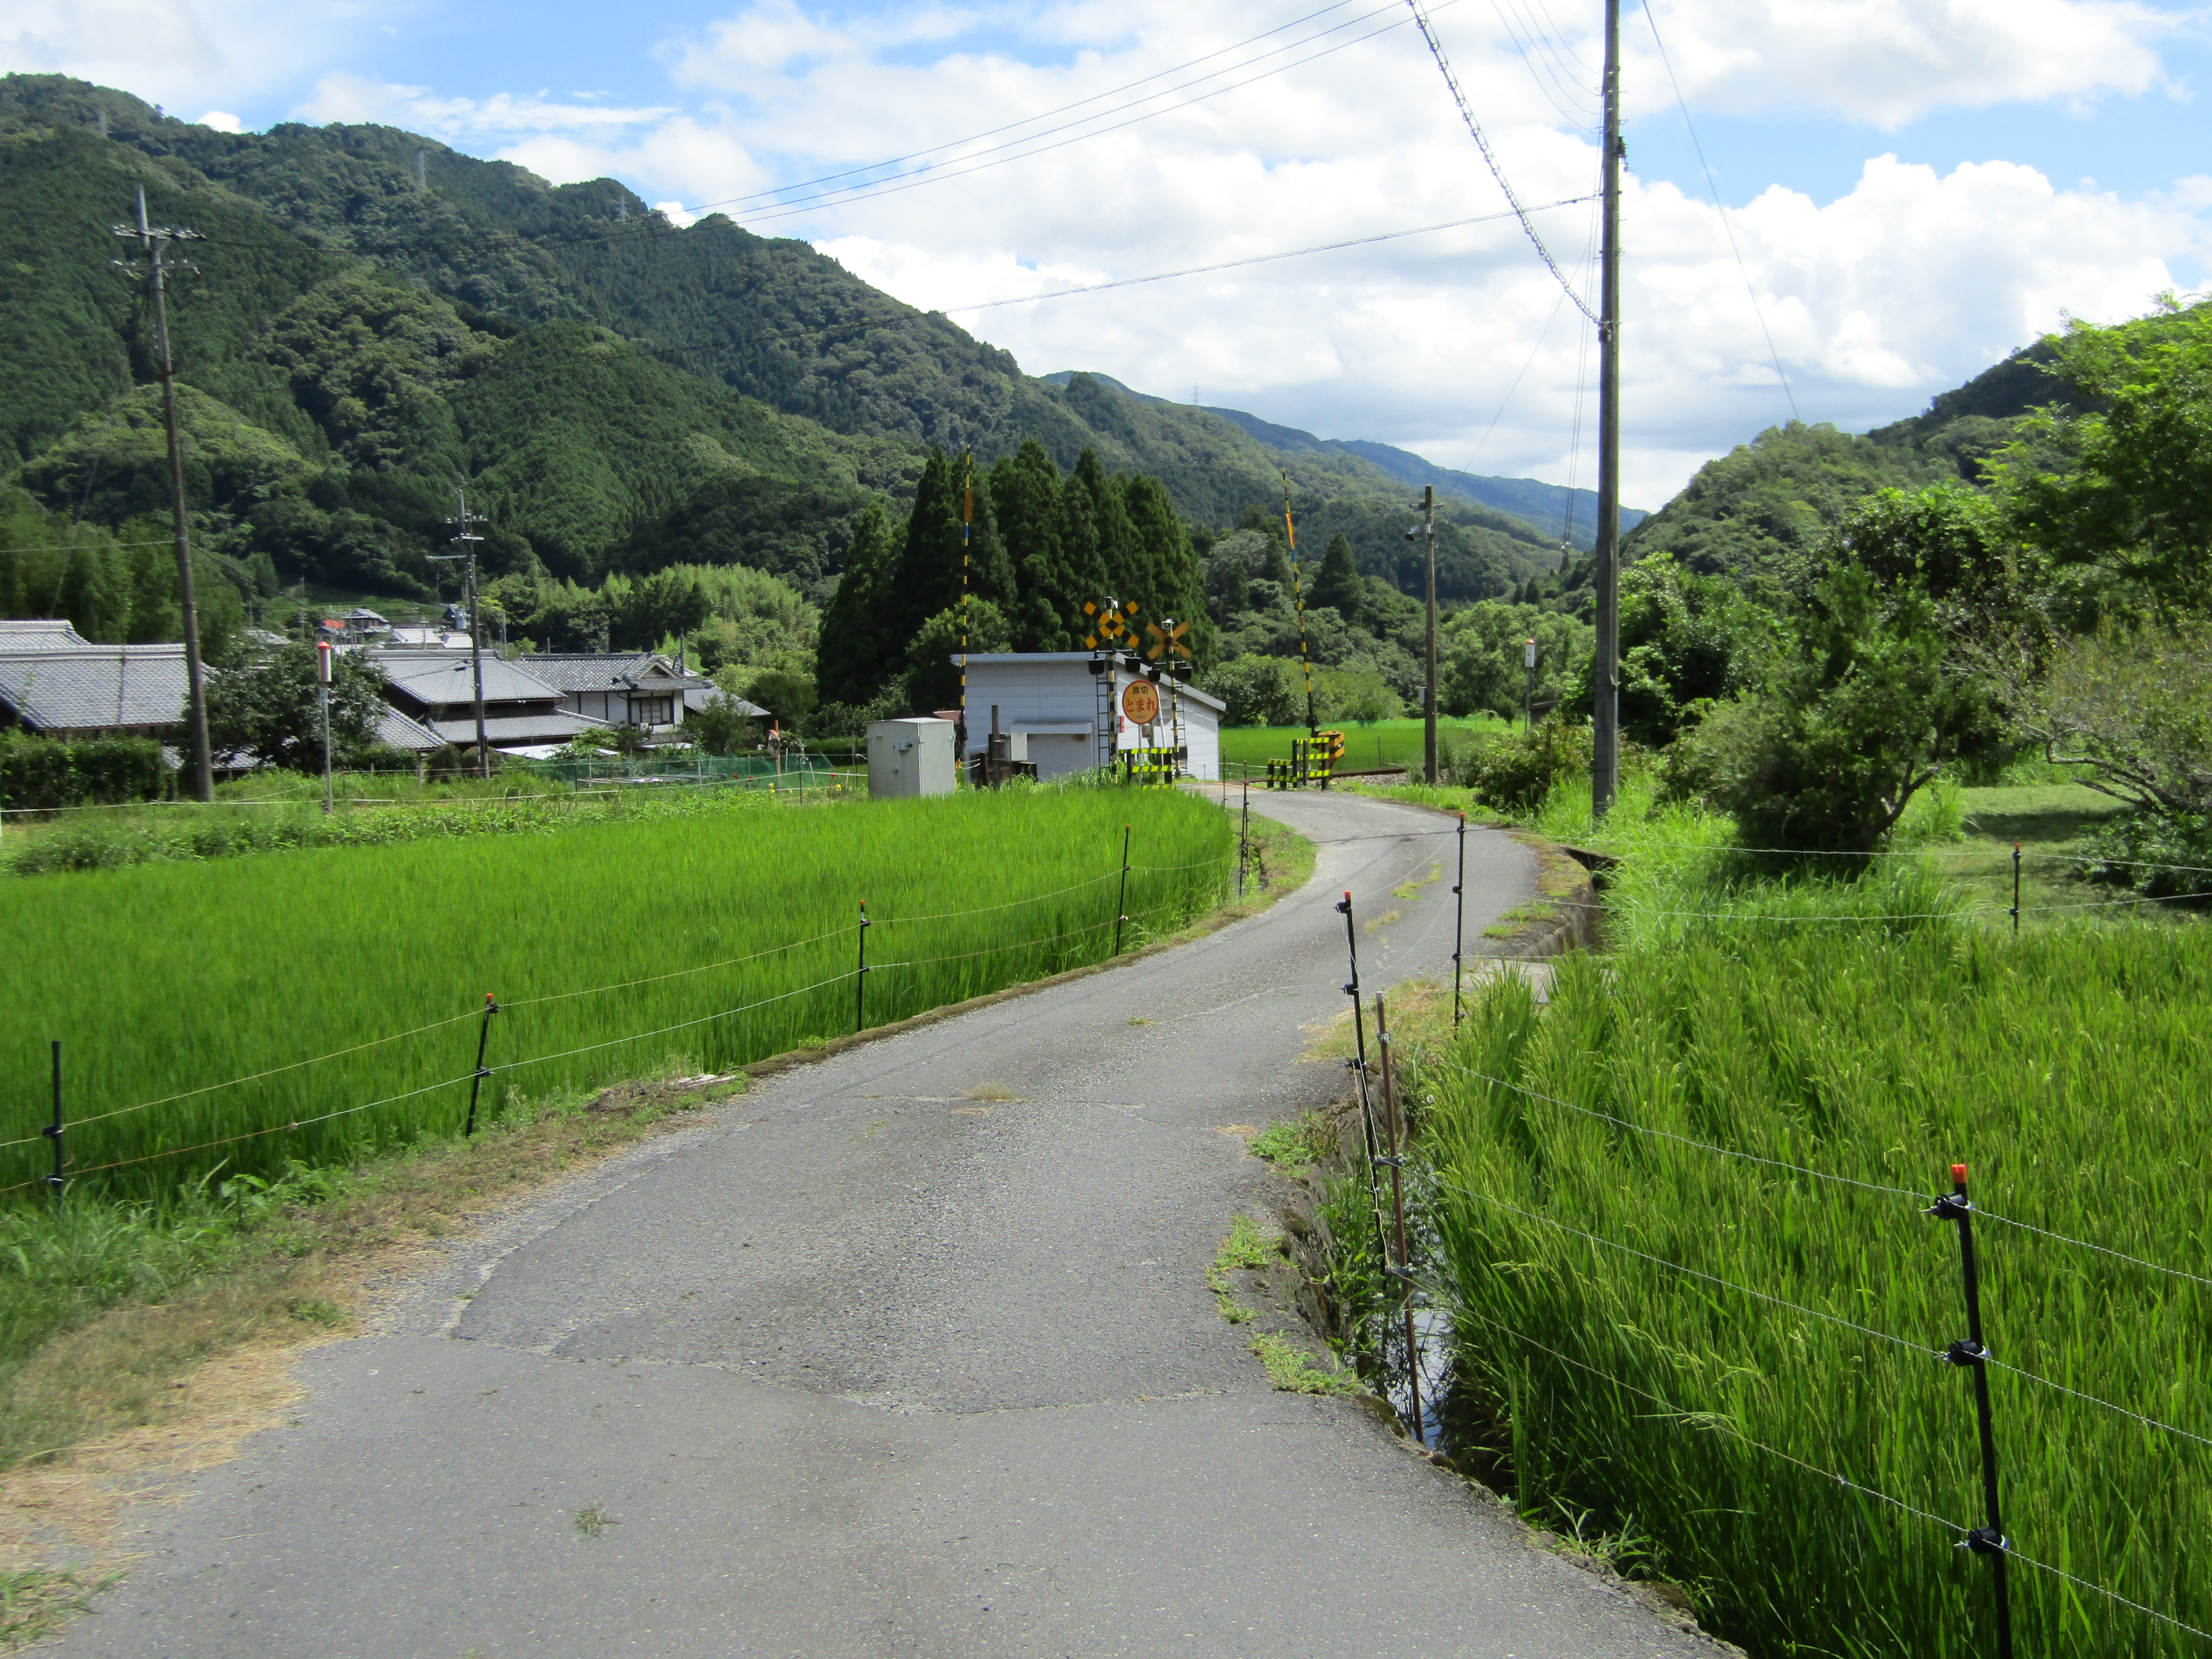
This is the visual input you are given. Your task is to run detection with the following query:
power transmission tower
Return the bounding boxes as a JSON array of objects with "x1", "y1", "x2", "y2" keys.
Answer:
[
  {"x1": 112, "y1": 185, "x2": 213, "y2": 802},
  {"x1": 430, "y1": 489, "x2": 491, "y2": 778},
  {"x1": 1592, "y1": 0, "x2": 1624, "y2": 817}
]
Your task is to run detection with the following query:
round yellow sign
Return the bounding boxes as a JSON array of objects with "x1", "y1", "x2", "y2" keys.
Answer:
[{"x1": 1121, "y1": 679, "x2": 1161, "y2": 724}]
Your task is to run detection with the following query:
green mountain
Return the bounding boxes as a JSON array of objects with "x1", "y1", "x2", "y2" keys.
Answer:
[
  {"x1": 0, "y1": 72, "x2": 1571, "y2": 622},
  {"x1": 1606, "y1": 344, "x2": 2078, "y2": 584}
]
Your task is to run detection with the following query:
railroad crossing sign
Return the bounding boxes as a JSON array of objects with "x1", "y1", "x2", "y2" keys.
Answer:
[
  {"x1": 1121, "y1": 679, "x2": 1161, "y2": 724},
  {"x1": 1082, "y1": 596, "x2": 1139, "y2": 650},
  {"x1": 1143, "y1": 617, "x2": 1191, "y2": 662}
]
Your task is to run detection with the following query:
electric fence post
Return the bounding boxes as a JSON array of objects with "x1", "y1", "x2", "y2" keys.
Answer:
[
  {"x1": 2011, "y1": 845, "x2": 2021, "y2": 936},
  {"x1": 1452, "y1": 812, "x2": 1468, "y2": 1029},
  {"x1": 1928, "y1": 1162, "x2": 2014, "y2": 1659},
  {"x1": 1113, "y1": 825, "x2": 1132, "y2": 956},
  {"x1": 44, "y1": 1041, "x2": 65, "y2": 1203},
  {"x1": 1375, "y1": 994, "x2": 1422, "y2": 1444},
  {"x1": 463, "y1": 992, "x2": 498, "y2": 1137},
  {"x1": 1335, "y1": 892, "x2": 1390, "y2": 1270},
  {"x1": 1239, "y1": 773, "x2": 1251, "y2": 899},
  {"x1": 854, "y1": 900, "x2": 871, "y2": 1034}
]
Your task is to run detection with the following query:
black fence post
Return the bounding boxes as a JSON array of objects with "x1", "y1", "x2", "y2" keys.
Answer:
[
  {"x1": 1239, "y1": 775, "x2": 1251, "y2": 899},
  {"x1": 855, "y1": 899, "x2": 871, "y2": 1034},
  {"x1": 464, "y1": 993, "x2": 499, "y2": 1137},
  {"x1": 1929, "y1": 1161, "x2": 2014, "y2": 1659},
  {"x1": 43, "y1": 1039, "x2": 64, "y2": 1202},
  {"x1": 1113, "y1": 824, "x2": 1132, "y2": 956},
  {"x1": 1452, "y1": 811, "x2": 1468, "y2": 1029},
  {"x1": 2011, "y1": 845, "x2": 2021, "y2": 936},
  {"x1": 1336, "y1": 891, "x2": 1390, "y2": 1267}
]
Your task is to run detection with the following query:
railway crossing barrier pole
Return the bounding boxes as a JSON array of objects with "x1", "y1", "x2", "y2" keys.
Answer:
[
  {"x1": 1114, "y1": 825, "x2": 1132, "y2": 956},
  {"x1": 1928, "y1": 1163, "x2": 2014, "y2": 1659},
  {"x1": 1452, "y1": 812, "x2": 1468, "y2": 1029},
  {"x1": 1375, "y1": 995, "x2": 1421, "y2": 1444},
  {"x1": 2011, "y1": 845, "x2": 2021, "y2": 936},
  {"x1": 463, "y1": 993, "x2": 498, "y2": 1137},
  {"x1": 44, "y1": 1040, "x2": 65, "y2": 1202},
  {"x1": 854, "y1": 900, "x2": 871, "y2": 1035}
]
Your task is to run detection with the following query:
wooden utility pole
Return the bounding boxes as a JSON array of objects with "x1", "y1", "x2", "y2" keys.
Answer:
[
  {"x1": 1592, "y1": 0, "x2": 1624, "y2": 817},
  {"x1": 1420, "y1": 484, "x2": 1438, "y2": 784},
  {"x1": 432, "y1": 489, "x2": 491, "y2": 777},
  {"x1": 112, "y1": 185, "x2": 213, "y2": 802}
]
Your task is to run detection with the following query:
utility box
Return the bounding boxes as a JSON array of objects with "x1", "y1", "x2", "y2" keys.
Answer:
[{"x1": 866, "y1": 717, "x2": 956, "y2": 798}]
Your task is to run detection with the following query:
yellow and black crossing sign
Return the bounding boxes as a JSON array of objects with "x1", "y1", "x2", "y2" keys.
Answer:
[
  {"x1": 1082, "y1": 596, "x2": 1139, "y2": 651},
  {"x1": 1143, "y1": 617, "x2": 1191, "y2": 662}
]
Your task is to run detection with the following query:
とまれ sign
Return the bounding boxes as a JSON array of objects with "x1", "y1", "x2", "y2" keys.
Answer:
[{"x1": 1121, "y1": 680, "x2": 1161, "y2": 724}]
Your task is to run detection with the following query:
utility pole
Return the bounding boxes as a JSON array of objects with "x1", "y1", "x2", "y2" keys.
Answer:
[
  {"x1": 431, "y1": 489, "x2": 490, "y2": 778},
  {"x1": 1420, "y1": 485, "x2": 1437, "y2": 783},
  {"x1": 112, "y1": 185, "x2": 213, "y2": 802},
  {"x1": 1591, "y1": 0, "x2": 1624, "y2": 818}
]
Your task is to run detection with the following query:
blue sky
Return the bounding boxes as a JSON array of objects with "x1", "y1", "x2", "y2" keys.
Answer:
[{"x1": 11, "y1": 0, "x2": 2209, "y2": 504}]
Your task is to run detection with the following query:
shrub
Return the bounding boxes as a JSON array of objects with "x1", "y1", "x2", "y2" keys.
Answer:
[
  {"x1": 1465, "y1": 718, "x2": 1592, "y2": 815},
  {"x1": 0, "y1": 730, "x2": 169, "y2": 809}
]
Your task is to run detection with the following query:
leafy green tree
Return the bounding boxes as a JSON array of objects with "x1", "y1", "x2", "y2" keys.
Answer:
[
  {"x1": 904, "y1": 598, "x2": 1012, "y2": 715},
  {"x1": 990, "y1": 440, "x2": 1074, "y2": 649},
  {"x1": 741, "y1": 668, "x2": 817, "y2": 726},
  {"x1": 1198, "y1": 653, "x2": 1307, "y2": 726},
  {"x1": 1665, "y1": 564, "x2": 1993, "y2": 852},
  {"x1": 1118, "y1": 473, "x2": 1214, "y2": 667},
  {"x1": 684, "y1": 692, "x2": 757, "y2": 757},
  {"x1": 1441, "y1": 602, "x2": 1595, "y2": 723},
  {"x1": 204, "y1": 644, "x2": 388, "y2": 772},
  {"x1": 1995, "y1": 301, "x2": 2212, "y2": 609}
]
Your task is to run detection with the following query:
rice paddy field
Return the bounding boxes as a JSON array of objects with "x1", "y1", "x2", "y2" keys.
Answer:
[
  {"x1": 1217, "y1": 715, "x2": 1513, "y2": 775},
  {"x1": 1422, "y1": 886, "x2": 2212, "y2": 1656},
  {"x1": 0, "y1": 784, "x2": 1234, "y2": 1204}
]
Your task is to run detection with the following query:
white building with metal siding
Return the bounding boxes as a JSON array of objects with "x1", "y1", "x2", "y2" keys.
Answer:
[{"x1": 957, "y1": 653, "x2": 1221, "y2": 782}]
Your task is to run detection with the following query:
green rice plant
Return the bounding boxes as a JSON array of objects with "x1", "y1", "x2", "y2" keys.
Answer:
[
  {"x1": 1424, "y1": 921, "x2": 2212, "y2": 1657},
  {"x1": 0, "y1": 786, "x2": 1232, "y2": 1203}
]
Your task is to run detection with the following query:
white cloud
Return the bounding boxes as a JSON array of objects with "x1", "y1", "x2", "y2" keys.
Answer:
[
  {"x1": 196, "y1": 109, "x2": 244, "y2": 132},
  {"x1": 1635, "y1": 0, "x2": 2185, "y2": 128},
  {"x1": 0, "y1": 0, "x2": 389, "y2": 113},
  {"x1": 295, "y1": 73, "x2": 675, "y2": 136}
]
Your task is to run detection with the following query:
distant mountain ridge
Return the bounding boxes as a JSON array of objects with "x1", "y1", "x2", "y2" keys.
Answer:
[{"x1": 1038, "y1": 371, "x2": 1645, "y2": 551}]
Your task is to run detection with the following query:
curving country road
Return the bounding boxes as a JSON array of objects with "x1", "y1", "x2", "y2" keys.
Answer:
[{"x1": 61, "y1": 789, "x2": 1715, "y2": 1658}]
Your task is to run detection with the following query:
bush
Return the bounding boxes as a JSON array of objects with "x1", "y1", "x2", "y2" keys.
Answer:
[
  {"x1": 1466, "y1": 718, "x2": 1593, "y2": 815},
  {"x1": 0, "y1": 731, "x2": 169, "y2": 809},
  {"x1": 2075, "y1": 810, "x2": 2212, "y2": 901},
  {"x1": 1199, "y1": 653, "x2": 1307, "y2": 727}
]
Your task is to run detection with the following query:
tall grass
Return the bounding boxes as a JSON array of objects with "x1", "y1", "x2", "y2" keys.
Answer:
[
  {"x1": 1, "y1": 784, "x2": 1232, "y2": 1203},
  {"x1": 1424, "y1": 920, "x2": 2212, "y2": 1656}
]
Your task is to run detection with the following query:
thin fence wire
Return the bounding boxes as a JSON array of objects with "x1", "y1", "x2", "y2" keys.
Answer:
[
  {"x1": 1431, "y1": 1057, "x2": 1931, "y2": 1201},
  {"x1": 1435, "y1": 1176, "x2": 1936, "y2": 1358},
  {"x1": 1986, "y1": 1358, "x2": 2212, "y2": 1452},
  {"x1": 2001, "y1": 1545, "x2": 2212, "y2": 1644},
  {"x1": 489, "y1": 973, "x2": 857, "y2": 1075}
]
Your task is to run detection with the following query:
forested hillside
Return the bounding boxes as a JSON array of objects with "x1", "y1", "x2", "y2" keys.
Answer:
[{"x1": 0, "y1": 72, "x2": 1563, "y2": 641}]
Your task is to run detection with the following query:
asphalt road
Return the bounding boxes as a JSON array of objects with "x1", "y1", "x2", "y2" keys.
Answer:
[{"x1": 59, "y1": 788, "x2": 1717, "y2": 1658}]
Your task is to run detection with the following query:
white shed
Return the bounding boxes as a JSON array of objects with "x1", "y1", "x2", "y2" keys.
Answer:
[{"x1": 958, "y1": 653, "x2": 1221, "y2": 782}]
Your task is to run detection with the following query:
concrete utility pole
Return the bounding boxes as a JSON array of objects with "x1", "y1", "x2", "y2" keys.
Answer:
[
  {"x1": 1420, "y1": 484, "x2": 1438, "y2": 784},
  {"x1": 112, "y1": 184, "x2": 213, "y2": 802},
  {"x1": 431, "y1": 489, "x2": 491, "y2": 778},
  {"x1": 1591, "y1": 0, "x2": 1624, "y2": 818}
]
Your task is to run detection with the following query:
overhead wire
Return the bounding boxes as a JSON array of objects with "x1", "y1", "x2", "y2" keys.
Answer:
[
  {"x1": 1402, "y1": 0, "x2": 1595, "y2": 324},
  {"x1": 1639, "y1": 3, "x2": 1798, "y2": 420},
  {"x1": 947, "y1": 198, "x2": 1594, "y2": 314}
]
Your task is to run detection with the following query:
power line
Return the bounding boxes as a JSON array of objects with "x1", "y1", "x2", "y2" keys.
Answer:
[
  {"x1": 948, "y1": 197, "x2": 1593, "y2": 314},
  {"x1": 1403, "y1": 0, "x2": 1595, "y2": 324},
  {"x1": 1639, "y1": 4, "x2": 1798, "y2": 421}
]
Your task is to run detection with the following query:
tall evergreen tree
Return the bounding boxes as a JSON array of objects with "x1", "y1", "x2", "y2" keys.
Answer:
[
  {"x1": 1057, "y1": 469, "x2": 1109, "y2": 640},
  {"x1": 989, "y1": 440, "x2": 1068, "y2": 649},
  {"x1": 814, "y1": 501, "x2": 897, "y2": 706},
  {"x1": 1119, "y1": 473, "x2": 1215, "y2": 668},
  {"x1": 1309, "y1": 531, "x2": 1364, "y2": 623},
  {"x1": 1074, "y1": 448, "x2": 1145, "y2": 606}
]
